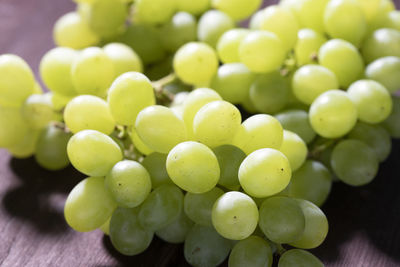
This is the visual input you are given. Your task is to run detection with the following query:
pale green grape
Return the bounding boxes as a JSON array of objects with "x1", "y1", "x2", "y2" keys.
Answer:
[
  {"x1": 239, "y1": 30, "x2": 285, "y2": 73},
  {"x1": 275, "y1": 109, "x2": 316, "y2": 144},
  {"x1": 138, "y1": 184, "x2": 183, "y2": 231},
  {"x1": 67, "y1": 130, "x2": 123, "y2": 176},
  {"x1": 356, "y1": 0, "x2": 382, "y2": 21},
  {"x1": 239, "y1": 148, "x2": 291, "y2": 198},
  {"x1": 289, "y1": 199, "x2": 328, "y2": 249},
  {"x1": 39, "y1": 47, "x2": 77, "y2": 96},
  {"x1": 241, "y1": 94, "x2": 258, "y2": 114},
  {"x1": 382, "y1": 96, "x2": 400, "y2": 138},
  {"x1": 71, "y1": 47, "x2": 114, "y2": 96},
  {"x1": 295, "y1": 28, "x2": 327, "y2": 66},
  {"x1": 105, "y1": 160, "x2": 152, "y2": 208},
  {"x1": 378, "y1": 10, "x2": 400, "y2": 30},
  {"x1": 309, "y1": 90, "x2": 358, "y2": 138},
  {"x1": 142, "y1": 152, "x2": 172, "y2": 188},
  {"x1": 129, "y1": 128, "x2": 154, "y2": 155},
  {"x1": 217, "y1": 29, "x2": 250, "y2": 63},
  {"x1": 331, "y1": 139, "x2": 379, "y2": 186},
  {"x1": 99, "y1": 216, "x2": 111, "y2": 235},
  {"x1": 365, "y1": 56, "x2": 400, "y2": 93},
  {"x1": 184, "y1": 224, "x2": 231, "y2": 267},
  {"x1": 103, "y1": 43, "x2": 143, "y2": 78},
  {"x1": 289, "y1": 160, "x2": 332, "y2": 207},
  {"x1": 279, "y1": 130, "x2": 308, "y2": 172},
  {"x1": 64, "y1": 176, "x2": 117, "y2": 232},
  {"x1": 211, "y1": 0, "x2": 262, "y2": 21},
  {"x1": 156, "y1": 212, "x2": 194, "y2": 244},
  {"x1": 278, "y1": 249, "x2": 324, "y2": 267},
  {"x1": 197, "y1": 10, "x2": 235, "y2": 48},
  {"x1": 233, "y1": 114, "x2": 284, "y2": 155},
  {"x1": 228, "y1": 236, "x2": 273, "y2": 267},
  {"x1": 8, "y1": 129, "x2": 40, "y2": 159},
  {"x1": 51, "y1": 93, "x2": 73, "y2": 111},
  {"x1": 0, "y1": 106, "x2": 29, "y2": 148},
  {"x1": 135, "y1": 105, "x2": 187, "y2": 153},
  {"x1": 259, "y1": 196, "x2": 305, "y2": 243},
  {"x1": 319, "y1": 39, "x2": 364, "y2": 87},
  {"x1": 0, "y1": 54, "x2": 34, "y2": 107},
  {"x1": 362, "y1": 28, "x2": 400, "y2": 63},
  {"x1": 347, "y1": 80, "x2": 392, "y2": 123},
  {"x1": 110, "y1": 207, "x2": 153, "y2": 256},
  {"x1": 173, "y1": 42, "x2": 219, "y2": 86},
  {"x1": 22, "y1": 93, "x2": 60, "y2": 129},
  {"x1": 368, "y1": 0, "x2": 396, "y2": 30},
  {"x1": 249, "y1": 9, "x2": 264, "y2": 29},
  {"x1": 292, "y1": 65, "x2": 339, "y2": 105},
  {"x1": 53, "y1": 12, "x2": 99, "y2": 49},
  {"x1": 212, "y1": 191, "x2": 259, "y2": 240},
  {"x1": 166, "y1": 141, "x2": 220, "y2": 193},
  {"x1": 177, "y1": 0, "x2": 210, "y2": 15},
  {"x1": 134, "y1": 0, "x2": 177, "y2": 25},
  {"x1": 193, "y1": 100, "x2": 241, "y2": 148}
]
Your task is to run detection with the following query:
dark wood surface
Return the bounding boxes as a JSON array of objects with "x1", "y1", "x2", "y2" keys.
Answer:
[{"x1": 1, "y1": 0, "x2": 400, "y2": 266}]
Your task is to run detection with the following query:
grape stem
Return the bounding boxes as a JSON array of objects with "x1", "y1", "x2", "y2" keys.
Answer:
[{"x1": 152, "y1": 73, "x2": 176, "y2": 103}]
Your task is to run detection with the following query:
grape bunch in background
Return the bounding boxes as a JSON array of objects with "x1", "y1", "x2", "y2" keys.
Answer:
[{"x1": 1, "y1": 0, "x2": 400, "y2": 265}]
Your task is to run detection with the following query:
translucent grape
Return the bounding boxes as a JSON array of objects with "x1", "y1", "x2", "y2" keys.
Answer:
[
  {"x1": 141, "y1": 152, "x2": 172, "y2": 188},
  {"x1": 129, "y1": 128, "x2": 154, "y2": 155},
  {"x1": 155, "y1": 212, "x2": 194, "y2": 244},
  {"x1": 295, "y1": 28, "x2": 327, "y2": 66},
  {"x1": 197, "y1": 10, "x2": 235, "y2": 48},
  {"x1": 278, "y1": 249, "x2": 324, "y2": 267},
  {"x1": 249, "y1": 9, "x2": 264, "y2": 29},
  {"x1": 8, "y1": 129, "x2": 40, "y2": 159},
  {"x1": 177, "y1": 0, "x2": 210, "y2": 15},
  {"x1": 378, "y1": 10, "x2": 400, "y2": 30},
  {"x1": 279, "y1": 130, "x2": 308, "y2": 172},
  {"x1": 0, "y1": 106, "x2": 29, "y2": 148},
  {"x1": 365, "y1": 56, "x2": 400, "y2": 93},
  {"x1": 229, "y1": 236, "x2": 273, "y2": 267},
  {"x1": 382, "y1": 96, "x2": 400, "y2": 138},
  {"x1": 356, "y1": 0, "x2": 382, "y2": 21},
  {"x1": 51, "y1": 93, "x2": 73, "y2": 111},
  {"x1": 211, "y1": 0, "x2": 262, "y2": 21},
  {"x1": 22, "y1": 93, "x2": 60, "y2": 129},
  {"x1": 362, "y1": 28, "x2": 400, "y2": 63},
  {"x1": 275, "y1": 109, "x2": 316, "y2": 144},
  {"x1": 217, "y1": 29, "x2": 250, "y2": 63},
  {"x1": 103, "y1": 43, "x2": 143, "y2": 78},
  {"x1": 134, "y1": 0, "x2": 177, "y2": 25},
  {"x1": 99, "y1": 216, "x2": 110, "y2": 235}
]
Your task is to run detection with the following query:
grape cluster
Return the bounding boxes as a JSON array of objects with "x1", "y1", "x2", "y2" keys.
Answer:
[{"x1": 1, "y1": 0, "x2": 400, "y2": 266}]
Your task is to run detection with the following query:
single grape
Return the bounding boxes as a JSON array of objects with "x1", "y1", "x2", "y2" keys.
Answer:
[
  {"x1": 211, "y1": 0, "x2": 262, "y2": 21},
  {"x1": 128, "y1": 128, "x2": 154, "y2": 156},
  {"x1": 8, "y1": 129, "x2": 40, "y2": 159},
  {"x1": 279, "y1": 130, "x2": 308, "y2": 172},
  {"x1": 365, "y1": 56, "x2": 400, "y2": 94},
  {"x1": 229, "y1": 236, "x2": 273, "y2": 267},
  {"x1": 295, "y1": 28, "x2": 327, "y2": 66},
  {"x1": 51, "y1": 92, "x2": 73, "y2": 111},
  {"x1": 99, "y1": 216, "x2": 111, "y2": 236},
  {"x1": 22, "y1": 93, "x2": 61, "y2": 129},
  {"x1": 176, "y1": 0, "x2": 210, "y2": 15},
  {"x1": 141, "y1": 152, "x2": 172, "y2": 188},
  {"x1": 217, "y1": 29, "x2": 250, "y2": 63},
  {"x1": 275, "y1": 109, "x2": 316, "y2": 144},
  {"x1": 197, "y1": 10, "x2": 235, "y2": 48},
  {"x1": 134, "y1": 0, "x2": 177, "y2": 25},
  {"x1": 103, "y1": 43, "x2": 143, "y2": 78},
  {"x1": 362, "y1": 28, "x2": 400, "y2": 63},
  {"x1": 155, "y1": 212, "x2": 194, "y2": 244},
  {"x1": 278, "y1": 249, "x2": 324, "y2": 267}
]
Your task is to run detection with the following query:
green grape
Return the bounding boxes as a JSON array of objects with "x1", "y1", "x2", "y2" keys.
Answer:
[
  {"x1": 229, "y1": 236, "x2": 273, "y2": 267},
  {"x1": 241, "y1": 94, "x2": 258, "y2": 114},
  {"x1": 166, "y1": 141, "x2": 220, "y2": 193},
  {"x1": 292, "y1": 65, "x2": 339, "y2": 105},
  {"x1": 289, "y1": 160, "x2": 332, "y2": 207},
  {"x1": 156, "y1": 212, "x2": 194, "y2": 244},
  {"x1": 142, "y1": 152, "x2": 172, "y2": 188},
  {"x1": 278, "y1": 249, "x2": 324, "y2": 267},
  {"x1": 32, "y1": 82, "x2": 43, "y2": 95},
  {"x1": 356, "y1": 0, "x2": 382, "y2": 21},
  {"x1": 39, "y1": 47, "x2": 78, "y2": 97},
  {"x1": 211, "y1": 0, "x2": 262, "y2": 21},
  {"x1": 289, "y1": 199, "x2": 328, "y2": 249},
  {"x1": 368, "y1": 0, "x2": 396, "y2": 30},
  {"x1": 0, "y1": 54, "x2": 34, "y2": 107},
  {"x1": 138, "y1": 184, "x2": 183, "y2": 231},
  {"x1": 309, "y1": 90, "x2": 358, "y2": 138},
  {"x1": 184, "y1": 224, "x2": 231, "y2": 267},
  {"x1": 365, "y1": 56, "x2": 400, "y2": 93},
  {"x1": 173, "y1": 42, "x2": 219, "y2": 86},
  {"x1": 275, "y1": 110, "x2": 316, "y2": 144},
  {"x1": 193, "y1": 100, "x2": 241, "y2": 148},
  {"x1": 144, "y1": 55, "x2": 174, "y2": 81},
  {"x1": 0, "y1": 106, "x2": 29, "y2": 148},
  {"x1": 217, "y1": 29, "x2": 250, "y2": 63},
  {"x1": 170, "y1": 91, "x2": 189, "y2": 108},
  {"x1": 212, "y1": 191, "x2": 259, "y2": 240},
  {"x1": 134, "y1": 0, "x2": 177, "y2": 25},
  {"x1": 347, "y1": 80, "x2": 392, "y2": 124},
  {"x1": 135, "y1": 105, "x2": 187, "y2": 153},
  {"x1": 331, "y1": 139, "x2": 379, "y2": 186},
  {"x1": 159, "y1": 12, "x2": 197, "y2": 53},
  {"x1": 53, "y1": 12, "x2": 99, "y2": 49},
  {"x1": 382, "y1": 96, "x2": 400, "y2": 138},
  {"x1": 249, "y1": 71, "x2": 290, "y2": 114},
  {"x1": 107, "y1": 72, "x2": 155, "y2": 126},
  {"x1": 239, "y1": 148, "x2": 291, "y2": 198},
  {"x1": 249, "y1": 9, "x2": 264, "y2": 29},
  {"x1": 64, "y1": 176, "x2": 117, "y2": 232},
  {"x1": 378, "y1": 10, "x2": 400, "y2": 31},
  {"x1": 177, "y1": 0, "x2": 210, "y2": 15},
  {"x1": 210, "y1": 63, "x2": 255, "y2": 104},
  {"x1": 51, "y1": 93, "x2": 73, "y2": 111},
  {"x1": 71, "y1": 47, "x2": 114, "y2": 96},
  {"x1": 233, "y1": 114, "x2": 283, "y2": 155},
  {"x1": 103, "y1": 43, "x2": 143, "y2": 78},
  {"x1": 129, "y1": 128, "x2": 154, "y2": 155},
  {"x1": 279, "y1": 130, "x2": 308, "y2": 172},
  {"x1": 213, "y1": 145, "x2": 246, "y2": 190},
  {"x1": 99, "y1": 216, "x2": 111, "y2": 235},
  {"x1": 362, "y1": 28, "x2": 400, "y2": 63},
  {"x1": 67, "y1": 130, "x2": 123, "y2": 176},
  {"x1": 105, "y1": 160, "x2": 152, "y2": 208},
  {"x1": 295, "y1": 28, "x2": 327, "y2": 66},
  {"x1": 8, "y1": 129, "x2": 40, "y2": 159},
  {"x1": 22, "y1": 93, "x2": 61, "y2": 129},
  {"x1": 110, "y1": 207, "x2": 153, "y2": 256},
  {"x1": 239, "y1": 30, "x2": 285, "y2": 73},
  {"x1": 259, "y1": 196, "x2": 305, "y2": 244},
  {"x1": 318, "y1": 39, "x2": 364, "y2": 88},
  {"x1": 197, "y1": 10, "x2": 235, "y2": 48}
]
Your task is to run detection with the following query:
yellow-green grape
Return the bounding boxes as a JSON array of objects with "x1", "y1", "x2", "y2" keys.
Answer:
[
  {"x1": 53, "y1": 12, "x2": 99, "y2": 49},
  {"x1": 295, "y1": 28, "x2": 327, "y2": 66},
  {"x1": 0, "y1": 54, "x2": 34, "y2": 107},
  {"x1": 362, "y1": 28, "x2": 400, "y2": 64},
  {"x1": 212, "y1": 0, "x2": 262, "y2": 21},
  {"x1": 197, "y1": 10, "x2": 235, "y2": 48},
  {"x1": 103, "y1": 43, "x2": 143, "y2": 78},
  {"x1": 193, "y1": 100, "x2": 241, "y2": 148},
  {"x1": 156, "y1": 212, "x2": 194, "y2": 244},
  {"x1": 382, "y1": 96, "x2": 400, "y2": 138},
  {"x1": 239, "y1": 148, "x2": 291, "y2": 198},
  {"x1": 319, "y1": 39, "x2": 364, "y2": 88},
  {"x1": 166, "y1": 141, "x2": 220, "y2": 193},
  {"x1": 289, "y1": 199, "x2": 328, "y2": 249},
  {"x1": 239, "y1": 30, "x2": 285, "y2": 73},
  {"x1": 366, "y1": 56, "x2": 400, "y2": 93},
  {"x1": 0, "y1": 106, "x2": 29, "y2": 148},
  {"x1": 233, "y1": 114, "x2": 284, "y2": 155},
  {"x1": 107, "y1": 72, "x2": 155, "y2": 126},
  {"x1": 173, "y1": 42, "x2": 219, "y2": 86},
  {"x1": 32, "y1": 82, "x2": 43, "y2": 95},
  {"x1": 135, "y1": 105, "x2": 187, "y2": 153},
  {"x1": 129, "y1": 128, "x2": 154, "y2": 155},
  {"x1": 249, "y1": 9, "x2": 264, "y2": 29},
  {"x1": 64, "y1": 95, "x2": 115, "y2": 134},
  {"x1": 51, "y1": 93, "x2": 73, "y2": 111},
  {"x1": 105, "y1": 160, "x2": 151, "y2": 208},
  {"x1": 377, "y1": 10, "x2": 400, "y2": 30},
  {"x1": 347, "y1": 80, "x2": 392, "y2": 124},
  {"x1": 39, "y1": 47, "x2": 78, "y2": 97},
  {"x1": 279, "y1": 130, "x2": 308, "y2": 172},
  {"x1": 71, "y1": 47, "x2": 114, "y2": 96},
  {"x1": 67, "y1": 130, "x2": 123, "y2": 176},
  {"x1": 212, "y1": 191, "x2": 259, "y2": 240},
  {"x1": 134, "y1": 0, "x2": 177, "y2": 25},
  {"x1": 324, "y1": 0, "x2": 367, "y2": 48},
  {"x1": 217, "y1": 29, "x2": 250, "y2": 64},
  {"x1": 177, "y1": 0, "x2": 210, "y2": 15},
  {"x1": 368, "y1": 0, "x2": 396, "y2": 31},
  {"x1": 241, "y1": 94, "x2": 258, "y2": 114},
  {"x1": 64, "y1": 176, "x2": 117, "y2": 232},
  {"x1": 99, "y1": 216, "x2": 111, "y2": 235},
  {"x1": 22, "y1": 93, "x2": 61, "y2": 129},
  {"x1": 279, "y1": 249, "x2": 324, "y2": 267},
  {"x1": 309, "y1": 90, "x2": 358, "y2": 138},
  {"x1": 229, "y1": 236, "x2": 273, "y2": 267},
  {"x1": 356, "y1": 0, "x2": 383, "y2": 21},
  {"x1": 142, "y1": 153, "x2": 172, "y2": 188},
  {"x1": 8, "y1": 130, "x2": 40, "y2": 159},
  {"x1": 275, "y1": 109, "x2": 316, "y2": 144}
]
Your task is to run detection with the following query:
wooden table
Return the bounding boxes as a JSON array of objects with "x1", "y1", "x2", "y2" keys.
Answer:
[{"x1": 0, "y1": 0, "x2": 400, "y2": 266}]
